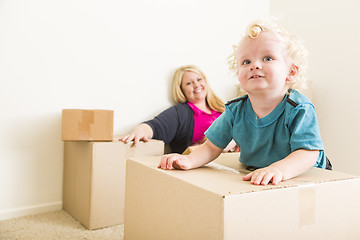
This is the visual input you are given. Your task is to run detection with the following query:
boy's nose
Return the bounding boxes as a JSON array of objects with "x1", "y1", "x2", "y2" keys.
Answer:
[{"x1": 250, "y1": 62, "x2": 262, "y2": 70}]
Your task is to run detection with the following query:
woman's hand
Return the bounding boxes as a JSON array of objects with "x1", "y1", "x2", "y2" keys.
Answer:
[
  {"x1": 158, "y1": 154, "x2": 192, "y2": 170},
  {"x1": 223, "y1": 139, "x2": 239, "y2": 152},
  {"x1": 120, "y1": 123, "x2": 153, "y2": 146}
]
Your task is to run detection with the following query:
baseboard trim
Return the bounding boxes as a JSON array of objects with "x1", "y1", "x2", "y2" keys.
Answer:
[{"x1": 0, "y1": 201, "x2": 62, "y2": 221}]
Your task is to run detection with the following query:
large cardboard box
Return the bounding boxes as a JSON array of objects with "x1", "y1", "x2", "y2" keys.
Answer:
[
  {"x1": 62, "y1": 109, "x2": 114, "y2": 141},
  {"x1": 124, "y1": 153, "x2": 360, "y2": 240},
  {"x1": 63, "y1": 140, "x2": 164, "y2": 230}
]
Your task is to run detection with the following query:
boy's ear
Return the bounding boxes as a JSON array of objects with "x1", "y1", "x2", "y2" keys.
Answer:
[{"x1": 287, "y1": 65, "x2": 299, "y2": 82}]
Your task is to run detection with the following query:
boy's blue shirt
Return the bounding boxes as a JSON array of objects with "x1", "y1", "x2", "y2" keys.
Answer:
[{"x1": 205, "y1": 89, "x2": 326, "y2": 169}]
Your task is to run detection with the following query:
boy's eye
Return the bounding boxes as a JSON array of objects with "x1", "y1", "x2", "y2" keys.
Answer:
[
  {"x1": 197, "y1": 78, "x2": 203, "y2": 82},
  {"x1": 264, "y1": 56, "x2": 273, "y2": 61},
  {"x1": 243, "y1": 60, "x2": 251, "y2": 65},
  {"x1": 186, "y1": 82, "x2": 191, "y2": 85}
]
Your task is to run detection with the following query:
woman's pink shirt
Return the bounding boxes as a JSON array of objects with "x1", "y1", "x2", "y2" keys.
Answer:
[{"x1": 187, "y1": 102, "x2": 221, "y2": 145}]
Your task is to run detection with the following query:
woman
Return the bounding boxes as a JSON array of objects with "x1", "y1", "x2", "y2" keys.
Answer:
[{"x1": 121, "y1": 65, "x2": 237, "y2": 153}]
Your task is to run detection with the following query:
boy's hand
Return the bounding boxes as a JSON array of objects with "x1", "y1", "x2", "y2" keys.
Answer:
[
  {"x1": 158, "y1": 154, "x2": 192, "y2": 170},
  {"x1": 243, "y1": 166, "x2": 284, "y2": 185}
]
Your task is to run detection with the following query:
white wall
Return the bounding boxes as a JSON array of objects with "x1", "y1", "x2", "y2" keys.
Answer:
[
  {"x1": 0, "y1": 0, "x2": 270, "y2": 220},
  {"x1": 271, "y1": 0, "x2": 360, "y2": 175}
]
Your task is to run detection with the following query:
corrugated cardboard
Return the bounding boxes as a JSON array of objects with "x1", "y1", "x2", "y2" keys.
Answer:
[
  {"x1": 63, "y1": 140, "x2": 164, "y2": 230},
  {"x1": 124, "y1": 153, "x2": 360, "y2": 240},
  {"x1": 62, "y1": 109, "x2": 114, "y2": 141}
]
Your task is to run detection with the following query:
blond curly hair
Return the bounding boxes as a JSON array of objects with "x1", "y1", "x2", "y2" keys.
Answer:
[{"x1": 228, "y1": 19, "x2": 309, "y2": 95}]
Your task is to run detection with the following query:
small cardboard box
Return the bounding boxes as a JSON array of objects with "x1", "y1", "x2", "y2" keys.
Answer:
[
  {"x1": 62, "y1": 109, "x2": 114, "y2": 141},
  {"x1": 124, "y1": 153, "x2": 360, "y2": 240},
  {"x1": 63, "y1": 140, "x2": 164, "y2": 230}
]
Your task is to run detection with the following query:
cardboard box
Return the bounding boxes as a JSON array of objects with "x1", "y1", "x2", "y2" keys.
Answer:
[
  {"x1": 63, "y1": 140, "x2": 164, "y2": 230},
  {"x1": 62, "y1": 109, "x2": 114, "y2": 141},
  {"x1": 124, "y1": 153, "x2": 360, "y2": 240}
]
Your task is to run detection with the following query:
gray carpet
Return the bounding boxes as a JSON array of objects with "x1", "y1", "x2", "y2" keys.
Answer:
[{"x1": 0, "y1": 210, "x2": 124, "y2": 240}]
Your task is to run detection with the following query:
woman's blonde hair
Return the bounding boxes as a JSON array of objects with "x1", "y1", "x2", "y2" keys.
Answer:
[
  {"x1": 172, "y1": 65, "x2": 225, "y2": 113},
  {"x1": 228, "y1": 19, "x2": 309, "y2": 95}
]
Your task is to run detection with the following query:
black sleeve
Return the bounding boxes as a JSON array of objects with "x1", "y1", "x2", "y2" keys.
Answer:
[
  {"x1": 144, "y1": 105, "x2": 180, "y2": 144},
  {"x1": 144, "y1": 103, "x2": 194, "y2": 153}
]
